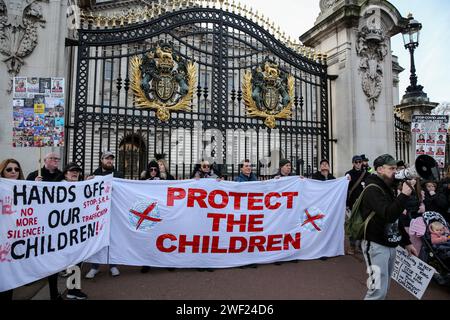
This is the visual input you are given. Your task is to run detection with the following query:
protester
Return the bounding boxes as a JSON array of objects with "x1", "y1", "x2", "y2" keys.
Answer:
[
  {"x1": 422, "y1": 180, "x2": 448, "y2": 216},
  {"x1": 345, "y1": 155, "x2": 368, "y2": 255},
  {"x1": 89, "y1": 151, "x2": 124, "y2": 179},
  {"x1": 26, "y1": 152, "x2": 62, "y2": 182},
  {"x1": 360, "y1": 154, "x2": 374, "y2": 174},
  {"x1": 273, "y1": 159, "x2": 294, "y2": 178},
  {"x1": 234, "y1": 159, "x2": 258, "y2": 182},
  {"x1": 360, "y1": 154, "x2": 417, "y2": 300},
  {"x1": 140, "y1": 160, "x2": 161, "y2": 273},
  {"x1": 191, "y1": 160, "x2": 219, "y2": 179},
  {"x1": 85, "y1": 151, "x2": 122, "y2": 279},
  {"x1": 0, "y1": 159, "x2": 25, "y2": 300},
  {"x1": 157, "y1": 158, "x2": 175, "y2": 180},
  {"x1": 235, "y1": 160, "x2": 258, "y2": 268},
  {"x1": 23, "y1": 155, "x2": 64, "y2": 299},
  {"x1": 57, "y1": 162, "x2": 88, "y2": 300},
  {"x1": 311, "y1": 159, "x2": 335, "y2": 181}
]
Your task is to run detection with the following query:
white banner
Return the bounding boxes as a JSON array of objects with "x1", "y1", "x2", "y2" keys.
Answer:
[
  {"x1": 392, "y1": 247, "x2": 436, "y2": 299},
  {"x1": 89, "y1": 176, "x2": 348, "y2": 268},
  {"x1": 0, "y1": 175, "x2": 112, "y2": 292}
]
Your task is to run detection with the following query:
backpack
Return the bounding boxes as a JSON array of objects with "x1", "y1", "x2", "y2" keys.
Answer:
[{"x1": 345, "y1": 184, "x2": 385, "y2": 240}]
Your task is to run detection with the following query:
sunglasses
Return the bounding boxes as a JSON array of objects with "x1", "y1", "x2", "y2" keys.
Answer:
[
  {"x1": 47, "y1": 157, "x2": 60, "y2": 161},
  {"x1": 149, "y1": 168, "x2": 158, "y2": 172},
  {"x1": 5, "y1": 167, "x2": 20, "y2": 173},
  {"x1": 354, "y1": 161, "x2": 362, "y2": 164},
  {"x1": 202, "y1": 165, "x2": 210, "y2": 168}
]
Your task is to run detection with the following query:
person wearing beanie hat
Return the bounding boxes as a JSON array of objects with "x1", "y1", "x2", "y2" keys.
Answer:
[
  {"x1": 273, "y1": 159, "x2": 294, "y2": 179},
  {"x1": 311, "y1": 159, "x2": 336, "y2": 181}
]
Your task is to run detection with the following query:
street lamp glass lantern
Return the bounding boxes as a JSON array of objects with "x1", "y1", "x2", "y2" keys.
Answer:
[{"x1": 402, "y1": 15, "x2": 422, "y2": 48}]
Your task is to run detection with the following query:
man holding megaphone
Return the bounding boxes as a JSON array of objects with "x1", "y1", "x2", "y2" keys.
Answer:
[{"x1": 359, "y1": 154, "x2": 418, "y2": 300}]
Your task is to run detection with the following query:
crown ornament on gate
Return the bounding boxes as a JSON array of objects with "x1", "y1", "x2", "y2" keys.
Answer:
[
  {"x1": 130, "y1": 41, "x2": 196, "y2": 121},
  {"x1": 243, "y1": 57, "x2": 295, "y2": 129}
]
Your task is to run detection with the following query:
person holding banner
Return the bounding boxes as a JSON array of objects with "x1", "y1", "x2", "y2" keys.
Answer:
[
  {"x1": 56, "y1": 162, "x2": 88, "y2": 300},
  {"x1": 140, "y1": 160, "x2": 162, "y2": 273},
  {"x1": 234, "y1": 159, "x2": 258, "y2": 182},
  {"x1": 360, "y1": 154, "x2": 418, "y2": 300},
  {"x1": 85, "y1": 151, "x2": 121, "y2": 279},
  {"x1": 273, "y1": 159, "x2": 294, "y2": 178},
  {"x1": 26, "y1": 152, "x2": 62, "y2": 182},
  {"x1": 191, "y1": 160, "x2": 219, "y2": 179},
  {"x1": 157, "y1": 158, "x2": 175, "y2": 180},
  {"x1": 311, "y1": 159, "x2": 336, "y2": 181},
  {"x1": 0, "y1": 159, "x2": 25, "y2": 300},
  {"x1": 89, "y1": 151, "x2": 124, "y2": 179}
]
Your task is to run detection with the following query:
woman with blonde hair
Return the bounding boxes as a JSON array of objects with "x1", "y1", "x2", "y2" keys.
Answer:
[{"x1": 157, "y1": 158, "x2": 174, "y2": 180}]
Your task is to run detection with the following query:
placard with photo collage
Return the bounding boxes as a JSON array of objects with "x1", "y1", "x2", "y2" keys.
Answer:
[{"x1": 12, "y1": 77, "x2": 65, "y2": 148}]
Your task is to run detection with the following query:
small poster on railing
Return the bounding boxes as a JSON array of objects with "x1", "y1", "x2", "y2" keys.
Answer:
[{"x1": 412, "y1": 115, "x2": 448, "y2": 168}]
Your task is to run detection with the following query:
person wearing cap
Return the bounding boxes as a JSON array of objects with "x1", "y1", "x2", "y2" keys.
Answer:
[
  {"x1": 345, "y1": 155, "x2": 368, "y2": 254},
  {"x1": 311, "y1": 159, "x2": 336, "y2": 181},
  {"x1": 360, "y1": 154, "x2": 417, "y2": 300},
  {"x1": 26, "y1": 152, "x2": 63, "y2": 182},
  {"x1": 85, "y1": 151, "x2": 122, "y2": 278},
  {"x1": 273, "y1": 159, "x2": 294, "y2": 179},
  {"x1": 90, "y1": 151, "x2": 124, "y2": 179},
  {"x1": 55, "y1": 162, "x2": 89, "y2": 300},
  {"x1": 360, "y1": 154, "x2": 374, "y2": 174}
]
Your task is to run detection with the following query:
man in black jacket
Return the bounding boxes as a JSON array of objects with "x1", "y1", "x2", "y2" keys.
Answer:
[
  {"x1": 26, "y1": 152, "x2": 62, "y2": 182},
  {"x1": 85, "y1": 151, "x2": 123, "y2": 279},
  {"x1": 311, "y1": 159, "x2": 336, "y2": 181},
  {"x1": 90, "y1": 151, "x2": 124, "y2": 178},
  {"x1": 360, "y1": 154, "x2": 418, "y2": 300}
]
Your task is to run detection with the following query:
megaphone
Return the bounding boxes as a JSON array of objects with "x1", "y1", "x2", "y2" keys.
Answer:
[{"x1": 395, "y1": 155, "x2": 439, "y2": 181}]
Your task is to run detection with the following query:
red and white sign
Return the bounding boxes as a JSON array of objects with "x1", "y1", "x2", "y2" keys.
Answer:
[
  {"x1": 88, "y1": 177, "x2": 348, "y2": 268},
  {"x1": 0, "y1": 175, "x2": 112, "y2": 292}
]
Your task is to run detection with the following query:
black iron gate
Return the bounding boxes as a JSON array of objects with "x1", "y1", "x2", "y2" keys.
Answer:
[
  {"x1": 69, "y1": 3, "x2": 330, "y2": 179},
  {"x1": 394, "y1": 114, "x2": 411, "y2": 164}
]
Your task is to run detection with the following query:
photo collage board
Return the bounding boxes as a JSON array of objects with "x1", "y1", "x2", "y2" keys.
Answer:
[{"x1": 12, "y1": 77, "x2": 65, "y2": 148}]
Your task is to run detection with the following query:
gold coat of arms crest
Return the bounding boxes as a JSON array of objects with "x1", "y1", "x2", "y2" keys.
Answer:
[
  {"x1": 130, "y1": 41, "x2": 196, "y2": 121},
  {"x1": 243, "y1": 58, "x2": 295, "y2": 128}
]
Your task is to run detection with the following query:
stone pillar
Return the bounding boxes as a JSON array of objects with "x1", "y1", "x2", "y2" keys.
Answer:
[
  {"x1": 300, "y1": 0, "x2": 408, "y2": 176},
  {"x1": 0, "y1": 0, "x2": 68, "y2": 175}
]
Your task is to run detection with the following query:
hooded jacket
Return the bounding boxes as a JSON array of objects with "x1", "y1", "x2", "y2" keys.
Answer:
[{"x1": 360, "y1": 174, "x2": 412, "y2": 248}]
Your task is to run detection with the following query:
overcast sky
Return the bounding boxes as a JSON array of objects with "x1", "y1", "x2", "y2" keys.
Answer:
[{"x1": 238, "y1": 0, "x2": 450, "y2": 104}]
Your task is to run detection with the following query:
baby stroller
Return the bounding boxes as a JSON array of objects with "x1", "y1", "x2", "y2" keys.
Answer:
[{"x1": 419, "y1": 211, "x2": 450, "y2": 287}]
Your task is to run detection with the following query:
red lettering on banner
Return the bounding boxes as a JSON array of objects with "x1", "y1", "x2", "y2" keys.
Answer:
[
  {"x1": 248, "y1": 236, "x2": 266, "y2": 252},
  {"x1": 264, "y1": 192, "x2": 281, "y2": 210},
  {"x1": 201, "y1": 235, "x2": 210, "y2": 253},
  {"x1": 156, "y1": 234, "x2": 177, "y2": 252},
  {"x1": 208, "y1": 190, "x2": 229, "y2": 209},
  {"x1": 248, "y1": 193, "x2": 264, "y2": 210},
  {"x1": 179, "y1": 234, "x2": 201, "y2": 253},
  {"x1": 248, "y1": 214, "x2": 264, "y2": 232},
  {"x1": 283, "y1": 232, "x2": 301, "y2": 249},
  {"x1": 16, "y1": 217, "x2": 38, "y2": 227},
  {"x1": 229, "y1": 192, "x2": 247, "y2": 210},
  {"x1": 266, "y1": 234, "x2": 283, "y2": 251},
  {"x1": 211, "y1": 236, "x2": 228, "y2": 253},
  {"x1": 187, "y1": 189, "x2": 208, "y2": 208},
  {"x1": 226, "y1": 214, "x2": 247, "y2": 232},
  {"x1": 229, "y1": 236, "x2": 247, "y2": 253},
  {"x1": 207, "y1": 213, "x2": 227, "y2": 232},
  {"x1": 281, "y1": 192, "x2": 299, "y2": 209},
  {"x1": 167, "y1": 188, "x2": 186, "y2": 206}
]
